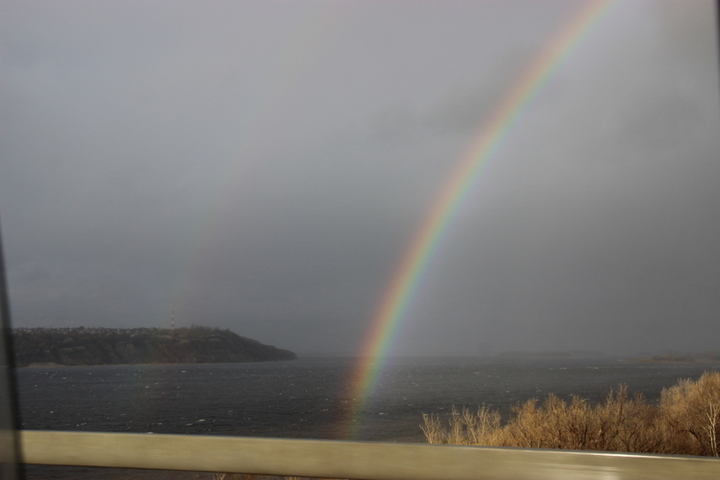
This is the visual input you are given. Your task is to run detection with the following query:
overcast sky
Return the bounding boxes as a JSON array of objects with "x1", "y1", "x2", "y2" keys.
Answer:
[{"x1": 1, "y1": 0, "x2": 719, "y2": 356}]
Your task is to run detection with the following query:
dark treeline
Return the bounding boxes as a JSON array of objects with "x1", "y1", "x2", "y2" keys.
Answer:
[{"x1": 12, "y1": 326, "x2": 297, "y2": 367}]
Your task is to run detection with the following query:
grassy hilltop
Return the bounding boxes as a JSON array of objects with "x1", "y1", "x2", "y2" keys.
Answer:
[{"x1": 12, "y1": 326, "x2": 297, "y2": 367}]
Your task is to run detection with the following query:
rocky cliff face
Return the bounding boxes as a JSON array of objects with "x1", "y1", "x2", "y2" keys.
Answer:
[{"x1": 12, "y1": 326, "x2": 297, "y2": 367}]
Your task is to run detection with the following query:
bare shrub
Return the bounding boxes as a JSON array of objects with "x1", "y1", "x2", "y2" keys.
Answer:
[
  {"x1": 419, "y1": 411, "x2": 444, "y2": 444},
  {"x1": 422, "y1": 375, "x2": 720, "y2": 456},
  {"x1": 594, "y1": 385, "x2": 663, "y2": 453},
  {"x1": 212, "y1": 475, "x2": 349, "y2": 480},
  {"x1": 496, "y1": 393, "x2": 655, "y2": 451},
  {"x1": 421, "y1": 405, "x2": 501, "y2": 445},
  {"x1": 660, "y1": 371, "x2": 720, "y2": 456},
  {"x1": 212, "y1": 474, "x2": 260, "y2": 480}
]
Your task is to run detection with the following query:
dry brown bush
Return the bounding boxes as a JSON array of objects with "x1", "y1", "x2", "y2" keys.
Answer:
[
  {"x1": 212, "y1": 475, "x2": 349, "y2": 480},
  {"x1": 421, "y1": 405, "x2": 501, "y2": 445},
  {"x1": 499, "y1": 386, "x2": 663, "y2": 452},
  {"x1": 659, "y1": 371, "x2": 720, "y2": 456},
  {"x1": 422, "y1": 372, "x2": 720, "y2": 456}
]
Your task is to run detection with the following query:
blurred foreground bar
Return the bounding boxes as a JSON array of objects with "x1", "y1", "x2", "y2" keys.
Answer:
[{"x1": 20, "y1": 430, "x2": 720, "y2": 480}]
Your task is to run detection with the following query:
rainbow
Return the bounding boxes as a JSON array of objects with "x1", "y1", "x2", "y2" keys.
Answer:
[{"x1": 343, "y1": 0, "x2": 618, "y2": 438}]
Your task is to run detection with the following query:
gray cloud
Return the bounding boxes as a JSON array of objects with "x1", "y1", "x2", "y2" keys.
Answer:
[{"x1": 1, "y1": 0, "x2": 719, "y2": 356}]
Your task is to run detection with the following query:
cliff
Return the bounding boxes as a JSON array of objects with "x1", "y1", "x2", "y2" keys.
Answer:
[{"x1": 11, "y1": 326, "x2": 297, "y2": 367}]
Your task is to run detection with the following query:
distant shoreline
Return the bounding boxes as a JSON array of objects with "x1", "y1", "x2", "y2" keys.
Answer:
[
  {"x1": 12, "y1": 326, "x2": 297, "y2": 367},
  {"x1": 633, "y1": 353, "x2": 720, "y2": 364},
  {"x1": 19, "y1": 359, "x2": 297, "y2": 368},
  {"x1": 497, "y1": 350, "x2": 605, "y2": 359}
]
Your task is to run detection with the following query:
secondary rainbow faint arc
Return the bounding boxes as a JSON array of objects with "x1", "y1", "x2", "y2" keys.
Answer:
[{"x1": 344, "y1": 0, "x2": 618, "y2": 438}]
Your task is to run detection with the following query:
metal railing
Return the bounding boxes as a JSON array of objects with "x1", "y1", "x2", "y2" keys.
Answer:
[{"x1": 18, "y1": 430, "x2": 720, "y2": 480}]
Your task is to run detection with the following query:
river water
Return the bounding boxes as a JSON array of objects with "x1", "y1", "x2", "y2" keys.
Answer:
[{"x1": 15, "y1": 356, "x2": 720, "y2": 479}]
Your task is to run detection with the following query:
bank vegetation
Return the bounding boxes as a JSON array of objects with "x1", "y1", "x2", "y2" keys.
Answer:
[
  {"x1": 214, "y1": 372, "x2": 720, "y2": 480},
  {"x1": 422, "y1": 371, "x2": 720, "y2": 457}
]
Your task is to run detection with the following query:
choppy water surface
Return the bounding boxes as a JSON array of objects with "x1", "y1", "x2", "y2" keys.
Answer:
[
  {"x1": 17, "y1": 356, "x2": 720, "y2": 443},
  {"x1": 17, "y1": 356, "x2": 720, "y2": 479}
]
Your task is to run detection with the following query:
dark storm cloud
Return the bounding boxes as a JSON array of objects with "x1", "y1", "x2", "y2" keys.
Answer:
[{"x1": 1, "y1": 0, "x2": 719, "y2": 356}]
